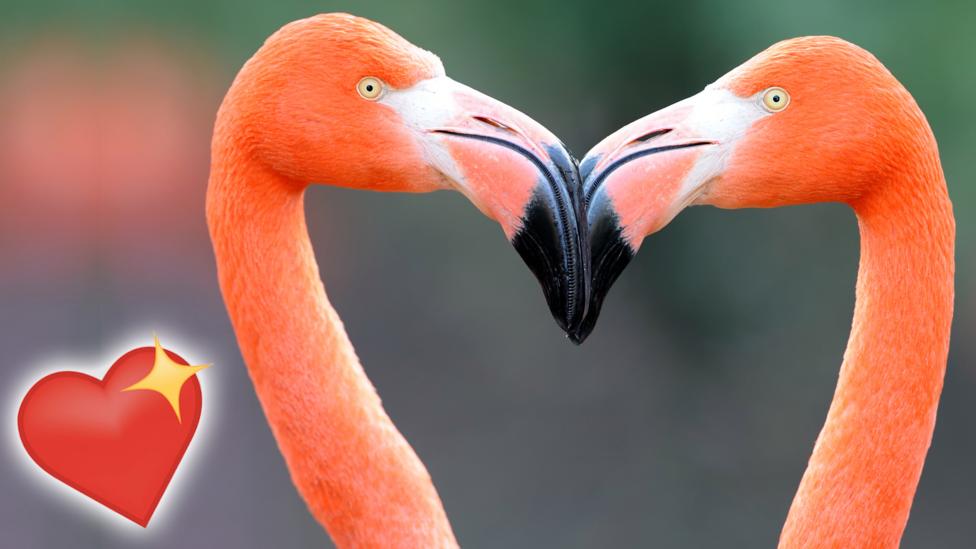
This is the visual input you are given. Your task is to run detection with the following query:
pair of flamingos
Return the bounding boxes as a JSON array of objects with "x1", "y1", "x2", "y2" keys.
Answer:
[{"x1": 207, "y1": 13, "x2": 954, "y2": 549}]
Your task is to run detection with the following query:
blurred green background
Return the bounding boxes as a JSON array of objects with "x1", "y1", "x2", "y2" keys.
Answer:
[{"x1": 1, "y1": 1, "x2": 973, "y2": 547}]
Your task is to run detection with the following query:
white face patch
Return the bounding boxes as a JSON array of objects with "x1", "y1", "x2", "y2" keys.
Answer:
[
  {"x1": 676, "y1": 85, "x2": 770, "y2": 207},
  {"x1": 379, "y1": 76, "x2": 469, "y2": 192}
]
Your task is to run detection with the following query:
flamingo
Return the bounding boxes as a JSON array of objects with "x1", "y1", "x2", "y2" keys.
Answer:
[
  {"x1": 573, "y1": 37, "x2": 954, "y2": 547},
  {"x1": 206, "y1": 14, "x2": 584, "y2": 548}
]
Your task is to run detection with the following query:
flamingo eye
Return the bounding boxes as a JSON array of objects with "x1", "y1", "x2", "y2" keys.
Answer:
[
  {"x1": 357, "y1": 77, "x2": 385, "y2": 100},
  {"x1": 761, "y1": 87, "x2": 790, "y2": 112}
]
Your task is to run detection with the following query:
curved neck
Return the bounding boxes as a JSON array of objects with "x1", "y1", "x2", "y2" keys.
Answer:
[
  {"x1": 207, "y1": 128, "x2": 458, "y2": 548},
  {"x1": 780, "y1": 147, "x2": 954, "y2": 547}
]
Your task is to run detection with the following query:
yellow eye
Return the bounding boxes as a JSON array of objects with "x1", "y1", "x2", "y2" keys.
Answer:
[
  {"x1": 761, "y1": 87, "x2": 790, "y2": 112},
  {"x1": 356, "y1": 77, "x2": 384, "y2": 100}
]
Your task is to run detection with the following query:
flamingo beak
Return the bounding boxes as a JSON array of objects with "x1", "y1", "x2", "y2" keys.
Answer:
[
  {"x1": 395, "y1": 77, "x2": 587, "y2": 334},
  {"x1": 570, "y1": 94, "x2": 723, "y2": 343},
  {"x1": 507, "y1": 143, "x2": 587, "y2": 334}
]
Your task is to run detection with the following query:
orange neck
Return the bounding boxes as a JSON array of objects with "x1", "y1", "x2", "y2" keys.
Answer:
[
  {"x1": 780, "y1": 147, "x2": 954, "y2": 547},
  {"x1": 207, "y1": 127, "x2": 458, "y2": 548}
]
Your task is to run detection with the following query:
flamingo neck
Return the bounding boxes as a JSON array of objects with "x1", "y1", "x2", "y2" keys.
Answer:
[
  {"x1": 207, "y1": 126, "x2": 458, "y2": 548},
  {"x1": 780, "y1": 142, "x2": 954, "y2": 548}
]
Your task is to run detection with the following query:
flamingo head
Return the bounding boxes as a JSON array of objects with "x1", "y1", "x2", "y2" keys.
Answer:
[
  {"x1": 225, "y1": 13, "x2": 585, "y2": 334},
  {"x1": 572, "y1": 36, "x2": 926, "y2": 342}
]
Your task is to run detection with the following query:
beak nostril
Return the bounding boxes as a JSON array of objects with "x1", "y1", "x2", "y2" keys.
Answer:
[
  {"x1": 472, "y1": 115, "x2": 518, "y2": 134},
  {"x1": 627, "y1": 128, "x2": 673, "y2": 147}
]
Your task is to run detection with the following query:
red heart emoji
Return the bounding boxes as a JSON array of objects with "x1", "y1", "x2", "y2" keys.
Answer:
[{"x1": 18, "y1": 346, "x2": 202, "y2": 526}]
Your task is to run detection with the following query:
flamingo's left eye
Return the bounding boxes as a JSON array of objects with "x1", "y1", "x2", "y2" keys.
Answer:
[
  {"x1": 761, "y1": 87, "x2": 790, "y2": 112},
  {"x1": 357, "y1": 77, "x2": 385, "y2": 100}
]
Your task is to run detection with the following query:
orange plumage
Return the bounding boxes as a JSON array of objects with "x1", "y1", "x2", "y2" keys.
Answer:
[
  {"x1": 208, "y1": 13, "x2": 584, "y2": 547},
  {"x1": 579, "y1": 37, "x2": 955, "y2": 547}
]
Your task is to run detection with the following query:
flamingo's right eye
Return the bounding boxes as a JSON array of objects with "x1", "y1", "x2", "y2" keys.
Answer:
[{"x1": 357, "y1": 77, "x2": 385, "y2": 100}]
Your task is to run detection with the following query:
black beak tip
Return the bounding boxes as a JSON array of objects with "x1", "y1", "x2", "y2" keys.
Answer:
[
  {"x1": 575, "y1": 191, "x2": 635, "y2": 342},
  {"x1": 567, "y1": 301, "x2": 599, "y2": 344},
  {"x1": 511, "y1": 186, "x2": 585, "y2": 337},
  {"x1": 512, "y1": 225, "x2": 581, "y2": 334}
]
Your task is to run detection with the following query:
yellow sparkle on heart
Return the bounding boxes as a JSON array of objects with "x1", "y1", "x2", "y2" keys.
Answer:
[{"x1": 122, "y1": 335, "x2": 209, "y2": 422}]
